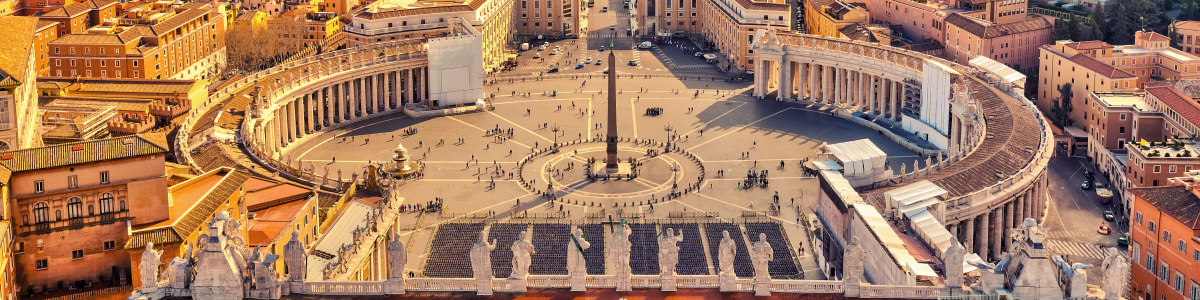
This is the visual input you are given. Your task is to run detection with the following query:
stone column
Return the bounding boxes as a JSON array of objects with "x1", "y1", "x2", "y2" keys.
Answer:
[
  {"x1": 405, "y1": 69, "x2": 413, "y2": 105},
  {"x1": 753, "y1": 60, "x2": 766, "y2": 98},
  {"x1": 870, "y1": 75, "x2": 878, "y2": 113},
  {"x1": 1019, "y1": 194, "x2": 1028, "y2": 222},
  {"x1": 977, "y1": 212, "x2": 989, "y2": 260},
  {"x1": 304, "y1": 94, "x2": 314, "y2": 134},
  {"x1": 797, "y1": 62, "x2": 807, "y2": 100},
  {"x1": 836, "y1": 68, "x2": 844, "y2": 104},
  {"x1": 991, "y1": 208, "x2": 1003, "y2": 261},
  {"x1": 285, "y1": 102, "x2": 296, "y2": 143},
  {"x1": 810, "y1": 63, "x2": 819, "y2": 101},
  {"x1": 1003, "y1": 201, "x2": 1015, "y2": 254},
  {"x1": 964, "y1": 216, "x2": 975, "y2": 253},
  {"x1": 778, "y1": 60, "x2": 791, "y2": 101},
  {"x1": 356, "y1": 78, "x2": 366, "y2": 118},
  {"x1": 317, "y1": 88, "x2": 326, "y2": 129},
  {"x1": 294, "y1": 99, "x2": 305, "y2": 139},
  {"x1": 822, "y1": 65, "x2": 832, "y2": 103},
  {"x1": 859, "y1": 72, "x2": 868, "y2": 109},
  {"x1": 949, "y1": 223, "x2": 958, "y2": 240},
  {"x1": 419, "y1": 67, "x2": 427, "y2": 102},
  {"x1": 389, "y1": 71, "x2": 398, "y2": 109},
  {"x1": 368, "y1": 76, "x2": 377, "y2": 114},
  {"x1": 891, "y1": 80, "x2": 901, "y2": 120}
]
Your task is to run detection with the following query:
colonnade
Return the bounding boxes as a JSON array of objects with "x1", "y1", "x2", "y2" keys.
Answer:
[
  {"x1": 946, "y1": 178, "x2": 1047, "y2": 261},
  {"x1": 752, "y1": 59, "x2": 908, "y2": 121},
  {"x1": 259, "y1": 67, "x2": 429, "y2": 156}
]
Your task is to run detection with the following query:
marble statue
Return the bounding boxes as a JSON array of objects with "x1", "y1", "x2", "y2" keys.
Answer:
[
  {"x1": 510, "y1": 230, "x2": 535, "y2": 280},
  {"x1": 658, "y1": 228, "x2": 683, "y2": 276},
  {"x1": 567, "y1": 226, "x2": 591, "y2": 291},
  {"x1": 750, "y1": 233, "x2": 774, "y2": 281},
  {"x1": 718, "y1": 230, "x2": 737, "y2": 277},
  {"x1": 610, "y1": 222, "x2": 632, "y2": 291},
  {"x1": 284, "y1": 230, "x2": 307, "y2": 282},
  {"x1": 715, "y1": 230, "x2": 734, "y2": 277},
  {"x1": 470, "y1": 232, "x2": 497, "y2": 295},
  {"x1": 388, "y1": 233, "x2": 406, "y2": 279},
  {"x1": 944, "y1": 241, "x2": 965, "y2": 289},
  {"x1": 1101, "y1": 248, "x2": 1129, "y2": 300},
  {"x1": 140, "y1": 242, "x2": 164, "y2": 292}
]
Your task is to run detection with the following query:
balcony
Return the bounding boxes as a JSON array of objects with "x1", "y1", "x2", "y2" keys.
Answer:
[{"x1": 18, "y1": 210, "x2": 131, "y2": 237}]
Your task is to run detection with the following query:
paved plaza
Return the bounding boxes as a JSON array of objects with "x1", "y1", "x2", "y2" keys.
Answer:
[{"x1": 284, "y1": 74, "x2": 930, "y2": 280}]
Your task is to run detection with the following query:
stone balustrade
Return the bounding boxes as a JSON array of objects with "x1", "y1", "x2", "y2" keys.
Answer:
[{"x1": 860, "y1": 284, "x2": 946, "y2": 298}]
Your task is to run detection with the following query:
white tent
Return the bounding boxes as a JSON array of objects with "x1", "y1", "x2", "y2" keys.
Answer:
[
  {"x1": 884, "y1": 180, "x2": 948, "y2": 211},
  {"x1": 826, "y1": 139, "x2": 887, "y2": 176}
]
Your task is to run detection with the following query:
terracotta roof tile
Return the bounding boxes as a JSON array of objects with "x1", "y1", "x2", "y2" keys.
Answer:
[
  {"x1": 0, "y1": 16, "x2": 38, "y2": 87},
  {"x1": 1146, "y1": 86, "x2": 1200, "y2": 127},
  {"x1": 1069, "y1": 54, "x2": 1135, "y2": 79},
  {"x1": 1130, "y1": 185, "x2": 1200, "y2": 230},
  {"x1": 1063, "y1": 40, "x2": 1113, "y2": 50},
  {"x1": 945, "y1": 13, "x2": 1052, "y2": 39},
  {"x1": 0, "y1": 133, "x2": 167, "y2": 172},
  {"x1": 735, "y1": 0, "x2": 789, "y2": 11},
  {"x1": 125, "y1": 168, "x2": 250, "y2": 249},
  {"x1": 1138, "y1": 31, "x2": 1170, "y2": 42},
  {"x1": 149, "y1": 6, "x2": 209, "y2": 36}
]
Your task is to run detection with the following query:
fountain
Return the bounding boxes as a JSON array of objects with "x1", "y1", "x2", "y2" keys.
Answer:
[{"x1": 383, "y1": 143, "x2": 422, "y2": 178}]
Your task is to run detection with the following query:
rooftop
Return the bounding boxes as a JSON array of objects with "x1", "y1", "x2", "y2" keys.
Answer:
[
  {"x1": 37, "y1": 77, "x2": 201, "y2": 95},
  {"x1": 943, "y1": 14, "x2": 1054, "y2": 39},
  {"x1": 127, "y1": 168, "x2": 250, "y2": 249},
  {"x1": 0, "y1": 133, "x2": 168, "y2": 172},
  {"x1": 0, "y1": 16, "x2": 37, "y2": 87},
  {"x1": 248, "y1": 199, "x2": 309, "y2": 245},
  {"x1": 1063, "y1": 40, "x2": 1113, "y2": 51},
  {"x1": 1130, "y1": 185, "x2": 1200, "y2": 230},
  {"x1": 1069, "y1": 54, "x2": 1136, "y2": 79},
  {"x1": 1092, "y1": 92, "x2": 1151, "y2": 111},
  {"x1": 1146, "y1": 86, "x2": 1200, "y2": 126}
]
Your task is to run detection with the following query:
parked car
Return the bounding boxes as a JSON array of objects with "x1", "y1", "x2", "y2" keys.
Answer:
[
  {"x1": 539, "y1": 44, "x2": 548, "y2": 51},
  {"x1": 585, "y1": 57, "x2": 593, "y2": 63},
  {"x1": 1098, "y1": 223, "x2": 1111, "y2": 235},
  {"x1": 1104, "y1": 210, "x2": 1114, "y2": 221},
  {"x1": 575, "y1": 63, "x2": 584, "y2": 69},
  {"x1": 1081, "y1": 180, "x2": 1092, "y2": 190},
  {"x1": 603, "y1": 68, "x2": 609, "y2": 74},
  {"x1": 547, "y1": 67, "x2": 559, "y2": 73},
  {"x1": 1117, "y1": 237, "x2": 1129, "y2": 246},
  {"x1": 595, "y1": 59, "x2": 602, "y2": 65},
  {"x1": 628, "y1": 60, "x2": 638, "y2": 66},
  {"x1": 610, "y1": 25, "x2": 615, "y2": 30},
  {"x1": 534, "y1": 53, "x2": 541, "y2": 58}
]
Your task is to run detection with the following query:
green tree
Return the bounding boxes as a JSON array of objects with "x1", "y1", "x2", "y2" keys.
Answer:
[
  {"x1": 1055, "y1": 19, "x2": 1073, "y2": 41},
  {"x1": 1091, "y1": 5, "x2": 1108, "y2": 41},
  {"x1": 1052, "y1": 83, "x2": 1075, "y2": 127},
  {"x1": 1107, "y1": 3, "x2": 1136, "y2": 44},
  {"x1": 1069, "y1": 17, "x2": 1086, "y2": 41}
]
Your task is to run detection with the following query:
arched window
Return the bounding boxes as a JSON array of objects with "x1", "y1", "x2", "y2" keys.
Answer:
[
  {"x1": 119, "y1": 200, "x2": 126, "y2": 211},
  {"x1": 33, "y1": 203, "x2": 49, "y2": 224},
  {"x1": 88, "y1": 205, "x2": 94, "y2": 216},
  {"x1": 67, "y1": 198, "x2": 83, "y2": 219},
  {"x1": 100, "y1": 193, "x2": 114, "y2": 214},
  {"x1": 55, "y1": 210, "x2": 62, "y2": 221}
]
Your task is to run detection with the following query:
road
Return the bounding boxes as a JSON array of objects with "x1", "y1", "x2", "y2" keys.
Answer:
[{"x1": 1040, "y1": 157, "x2": 1126, "y2": 284}]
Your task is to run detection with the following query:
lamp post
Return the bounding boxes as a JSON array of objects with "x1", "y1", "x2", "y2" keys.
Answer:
[
  {"x1": 664, "y1": 124, "x2": 674, "y2": 151},
  {"x1": 551, "y1": 123, "x2": 564, "y2": 149}
]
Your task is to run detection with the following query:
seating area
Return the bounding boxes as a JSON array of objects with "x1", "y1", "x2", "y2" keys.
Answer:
[
  {"x1": 663, "y1": 223, "x2": 709, "y2": 275},
  {"x1": 487, "y1": 223, "x2": 530, "y2": 278},
  {"x1": 705, "y1": 223, "x2": 754, "y2": 277},
  {"x1": 580, "y1": 224, "x2": 607, "y2": 275},
  {"x1": 530, "y1": 223, "x2": 570, "y2": 275},
  {"x1": 424, "y1": 223, "x2": 486, "y2": 278},
  {"x1": 745, "y1": 222, "x2": 801, "y2": 279},
  {"x1": 629, "y1": 224, "x2": 661, "y2": 275}
]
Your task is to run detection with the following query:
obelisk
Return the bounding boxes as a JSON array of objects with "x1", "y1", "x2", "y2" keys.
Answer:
[{"x1": 605, "y1": 33, "x2": 619, "y2": 170}]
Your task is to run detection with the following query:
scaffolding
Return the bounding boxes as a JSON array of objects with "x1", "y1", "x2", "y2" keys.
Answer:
[{"x1": 41, "y1": 102, "x2": 119, "y2": 145}]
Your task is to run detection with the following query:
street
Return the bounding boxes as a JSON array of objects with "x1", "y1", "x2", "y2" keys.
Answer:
[{"x1": 1041, "y1": 157, "x2": 1126, "y2": 284}]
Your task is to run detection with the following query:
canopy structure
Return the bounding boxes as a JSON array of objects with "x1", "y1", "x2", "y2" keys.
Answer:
[
  {"x1": 969, "y1": 56, "x2": 1026, "y2": 87},
  {"x1": 905, "y1": 208, "x2": 955, "y2": 258},
  {"x1": 826, "y1": 139, "x2": 887, "y2": 177},
  {"x1": 884, "y1": 180, "x2": 948, "y2": 210},
  {"x1": 307, "y1": 201, "x2": 373, "y2": 280}
]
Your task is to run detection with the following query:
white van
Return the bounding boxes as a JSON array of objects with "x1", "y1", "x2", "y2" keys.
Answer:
[{"x1": 639, "y1": 41, "x2": 653, "y2": 49}]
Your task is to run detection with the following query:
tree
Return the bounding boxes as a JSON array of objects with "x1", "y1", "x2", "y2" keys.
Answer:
[
  {"x1": 1090, "y1": 5, "x2": 1107, "y2": 41},
  {"x1": 1107, "y1": 3, "x2": 1136, "y2": 44},
  {"x1": 1054, "y1": 19, "x2": 1073, "y2": 41},
  {"x1": 1052, "y1": 83, "x2": 1075, "y2": 127},
  {"x1": 223, "y1": 18, "x2": 308, "y2": 76}
]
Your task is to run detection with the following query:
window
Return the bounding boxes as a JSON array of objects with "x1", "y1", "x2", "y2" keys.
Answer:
[
  {"x1": 104, "y1": 241, "x2": 116, "y2": 251},
  {"x1": 1145, "y1": 253, "x2": 1155, "y2": 271},
  {"x1": 100, "y1": 171, "x2": 109, "y2": 184},
  {"x1": 1190, "y1": 283, "x2": 1199, "y2": 300},
  {"x1": 1171, "y1": 165, "x2": 1178, "y2": 173},
  {"x1": 1179, "y1": 240, "x2": 1186, "y2": 252},
  {"x1": 100, "y1": 193, "x2": 114, "y2": 213},
  {"x1": 14, "y1": 242, "x2": 23, "y2": 254},
  {"x1": 72, "y1": 250, "x2": 83, "y2": 260},
  {"x1": 1175, "y1": 272, "x2": 1184, "y2": 292},
  {"x1": 1164, "y1": 230, "x2": 1171, "y2": 243},
  {"x1": 67, "y1": 198, "x2": 82, "y2": 219},
  {"x1": 34, "y1": 180, "x2": 43, "y2": 193},
  {"x1": 1121, "y1": 113, "x2": 1127, "y2": 120},
  {"x1": 68, "y1": 175, "x2": 78, "y2": 189},
  {"x1": 1194, "y1": 249, "x2": 1200, "y2": 262},
  {"x1": 1159, "y1": 262, "x2": 1169, "y2": 281},
  {"x1": 1137, "y1": 212, "x2": 1143, "y2": 224},
  {"x1": 33, "y1": 202, "x2": 48, "y2": 224},
  {"x1": 1154, "y1": 165, "x2": 1161, "y2": 173},
  {"x1": 36, "y1": 259, "x2": 47, "y2": 270},
  {"x1": 1120, "y1": 126, "x2": 1125, "y2": 133}
]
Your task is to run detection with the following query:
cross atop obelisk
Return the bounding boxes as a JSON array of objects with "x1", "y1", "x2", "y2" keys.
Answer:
[{"x1": 605, "y1": 33, "x2": 619, "y2": 169}]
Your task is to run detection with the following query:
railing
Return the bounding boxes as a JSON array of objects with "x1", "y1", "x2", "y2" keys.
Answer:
[
  {"x1": 18, "y1": 211, "x2": 130, "y2": 236},
  {"x1": 860, "y1": 284, "x2": 945, "y2": 299},
  {"x1": 405, "y1": 278, "x2": 476, "y2": 292},
  {"x1": 344, "y1": 22, "x2": 450, "y2": 36},
  {"x1": 770, "y1": 279, "x2": 844, "y2": 293},
  {"x1": 298, "y1": 281, "x2": 386, "y2": 295}
]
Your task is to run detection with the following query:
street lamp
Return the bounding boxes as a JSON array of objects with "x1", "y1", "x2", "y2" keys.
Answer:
[
  {"x1": 664, "y1": 124, "x2": 674, "y2": 151},
  {"x1": 551, "y1": 123, "x2": 564, "y2": 149}
]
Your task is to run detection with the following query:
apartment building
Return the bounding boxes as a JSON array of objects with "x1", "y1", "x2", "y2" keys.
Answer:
[
  {"x1": 34, "y1": 21, "x2": 60, "y2": 76},
  {"x1": 1037, "y1": 38, "x2": 1174, "y2": 127},
  {"x1": 271, "y1": 9, "x2": 345, "y2": 50},
  {"x1": 1128, "y1": 182, "x2": 1200, "y2": 300},
  {"x1": 1172, "y1": 20, "x2": 1200, "y2": 56},
  {"x1": 345, "y1": 0, "x2": 513, "y2": 71},
  {"x1": 803, "y1": 0, "x2": 867, "y2": 38},
  {"x1": 698, "y1": 0, "x2": 790, "y2": 71},
  {"x1": 866, "y1": 0, "x2": 954, "y2": 43},
  {"x1": 0, "y1": 16, "x2": 45, "y2": 150},
  {"x1": 942, "y1": 12, "x2": 1051, "y2": 73},
  {"x1": 638, "y1": 0, "x2": 706, "y2": 34},
  {"x1": 46, "y1": 1, "x2": 228, "y2": 80},
  {"x1": 4, "y1": 134, "x2": 169, "y2": 295},
  {"x1": 513, "y1": 0, "x2": 579, "y2": 37},
  {"x1": 37, "y1": 0, "x2": 117, "y2": 37}
]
